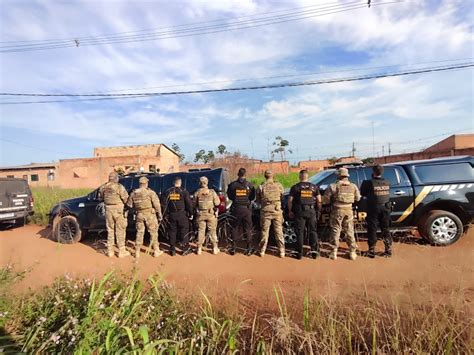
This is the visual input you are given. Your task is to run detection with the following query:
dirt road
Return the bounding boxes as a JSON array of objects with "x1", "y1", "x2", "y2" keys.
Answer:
[{"x1": 1, "y1": 225, "x2": 473, "y2": 305}]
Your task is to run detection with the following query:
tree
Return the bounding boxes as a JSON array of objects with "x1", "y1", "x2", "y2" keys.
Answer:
[
  {"x1": 362, "y1": 157, "x2": 375, "y2": 165},
  {"x1": 171, "y1": 143, "x2": 185, "y2": 162},
  {"x1": 204, "y1": 150, "x2": 215, "y2": 163},
  {"x1": 217, "y1": 144, "x2": 227, "y2": 155},
  {"x1": 194, "y1": 149, "x2": 206, "y2": 163},
  {"x1": 272, "y1": 136, "x2": 292, "y2": 161},
  {"x1": 327, "y1": 156, "x2": 338, "y2": 166}
]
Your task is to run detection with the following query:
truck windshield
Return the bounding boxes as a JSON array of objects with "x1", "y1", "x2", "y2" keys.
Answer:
[{"x1": 308, "y1": 170, "x2": 335, "y2": 185}]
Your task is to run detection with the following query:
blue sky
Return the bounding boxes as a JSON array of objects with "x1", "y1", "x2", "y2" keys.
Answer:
[{"x1": 0, "y1": 0, "x2": 472, "y2": 166}]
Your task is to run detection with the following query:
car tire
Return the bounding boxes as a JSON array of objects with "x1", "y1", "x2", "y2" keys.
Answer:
[
  {"x1": 54, "y1": 216, "x2": 82, "y2": 244},
  {"x1": 15, "y1": 218, "x2": 26, "y2": 227},
  {"x1": 283, "y1": 220, "x2": 297, "y2": 247},
  {"x1": 419, "y1": 210, "x2": 463, "y2": 246}
]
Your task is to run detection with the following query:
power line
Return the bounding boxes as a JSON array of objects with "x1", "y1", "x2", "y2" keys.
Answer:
[
  {"x1": 0, "y1": 1, "x2": 401, "y2": 53},
  {"x1": 32, "y1": 57, "x2": 474, "y2": 95},
  {"x1": 1, "y1": 62, "x2": 472, "y2": 105}
]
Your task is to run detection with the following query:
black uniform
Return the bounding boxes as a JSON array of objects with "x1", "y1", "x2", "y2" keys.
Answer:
[
  {"x1": 227, "y1": 178, "x2": 256, "y2": 254},
  {"x1": 360, "y1": 176, "x2": 392, "y2": 253},
  {"x1": 163, "y1": 186, "x2": 193, "y2": 253},
  {"x1": 289, "y1": 182, "x2": 320, "y2": 257}
]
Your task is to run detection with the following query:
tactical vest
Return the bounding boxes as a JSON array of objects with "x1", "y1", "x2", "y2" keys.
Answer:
[
  {"x1": 103, "y1": 183, "x2": 124, "y2": 205},
  {"x1": 197, "y1": 188, "x2": 215, "y2": 211},
  {"x1": 295, "y1": 182, "x2": 317, "y2": 206},
  {"x1": 334, "y1": 181, "x2": 356, "y2": 204},
  {"x1": 261, "y1": 182, "x2": 281, "y2": 207},
  {"x1": 132, "y1": 188, "x2": 153, "y2": 211},
  {"x1": 167, "y1": 187, "x2": 185, "y2": 212},
  {"x1": 232, "y1": 180, "x2": 251, "y2": 206},
  {"x1": 370, "y1": 178, "x2": 390, "y2": 205}
]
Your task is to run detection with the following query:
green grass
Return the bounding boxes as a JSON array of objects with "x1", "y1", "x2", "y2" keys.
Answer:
[
  {"x1": 250, "y1": 172, "x2": 300, "y2": 189},
  {"x1": 30, "y1": 187, "x2": 92, "y2": 225},
  {"x1": 0, "y1": 267, "x2": 471, "y2": 353}
]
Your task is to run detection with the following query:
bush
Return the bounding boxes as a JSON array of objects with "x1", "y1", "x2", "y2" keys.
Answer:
[
  {"x1": 250, "y1": 172, "x2": 300, "y2": 189},
  {"x1": 1, "y1": 268, "x2": 471, "y2": 353}
]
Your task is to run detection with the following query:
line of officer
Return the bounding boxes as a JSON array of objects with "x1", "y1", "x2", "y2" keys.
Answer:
[
  {"x1": 324, "y1": 168, "x2": 361, "y2": 261},
  {"x1": 194, "y1": 176, "x2": 221, "y2": 255},
  {"x1": 98, "y1": 172, "x2": 130, "y2": 258},
  {"x1": 361, "y1": 165, "x2": 393, "y2": 258},
  {"x1": 127, "y1": 176, "x2": 163, "y2": 259},
  {"x1": 288, "y1": 169, "x2": 322, "y2": 259},
  {"x1": 227, "y1": 168, "x2": 256, "y2": 256},
  {"x1": 162, "y1": 176, "x2": 193, "y2": 256},
  {"x1": 257, "y1": 170, "x2": 286, "y2": 258}
]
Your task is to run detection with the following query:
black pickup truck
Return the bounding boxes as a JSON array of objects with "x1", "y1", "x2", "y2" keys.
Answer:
[
  {"x1": 49, "y1": 168, "x2": 230, "y2": 243},
  {"x1": 282, "y1": 156, "x2": 473, "y2": 246}
]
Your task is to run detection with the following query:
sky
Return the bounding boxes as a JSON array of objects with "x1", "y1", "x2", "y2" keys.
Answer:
[{"x1": 0, "y1": 0, "x2": 473, "y2": 166}]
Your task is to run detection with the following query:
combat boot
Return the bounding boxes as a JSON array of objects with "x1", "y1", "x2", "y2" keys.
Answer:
[
  {"x1": 329, "y1": 249, "x2": 338, "y2": 260},
  {"x1": 367, "y1": 247, "x2": 376, "y2": 259},
  {"x1": 135, "y1": 248, "x2": 141, "y2": 260},
  {"x1": 107, "y1": 250, "x2": 114, "y2": 258},
  {"x1": 182, "y1": 247, "x2": 192, "y2": 256},
  {"x1": 118, "y1": 249, "x2": 130, "y2": 258},
  {"x1": 228, "y1": 247, "x2": 236, "y2": 256},
  {"x1": 279, "y1": 249, "x2": 285, "y2": 258},
  {"x1": 170, "y1": 247, "x2": 176, "y2": 256},
  {"x1": 349, "y1": 250, "x2": 357, "y2": 261},
  {"x1": 213, "y1": 245, "x2": 220, "y2": 255},
  {"x1": 197, "y1": 246, "x2": 202, "y2": 255},
  {"x1": 309, "y1": 250, "x2": 319, "y2": 259},
  {"x1": 259, "y1": 250, "x2": 265, "y2": 258},
  {"x1": 383, "y1": 241, "x2": 392, "y2": 258}
]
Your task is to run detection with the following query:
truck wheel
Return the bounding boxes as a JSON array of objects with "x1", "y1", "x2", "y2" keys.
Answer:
[
  {"x1": 420, "y1": 210, "x2": 463, "y2": 246},
  {"x1": 283, "y1": 220, "x2": 297, "y2": 246},
  {"x1": 54, "y1": 216, "x2": 82, "y2": 244}
]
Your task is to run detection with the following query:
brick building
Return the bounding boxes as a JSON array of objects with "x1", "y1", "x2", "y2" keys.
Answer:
[
  {"x1": 0, "y1": 144, "x2": 180, "y2": 188},
  {"x1": 375, "y1": 134, "x2": 474, "y2": 164}
]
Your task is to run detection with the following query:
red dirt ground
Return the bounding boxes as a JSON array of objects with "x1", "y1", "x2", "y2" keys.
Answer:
[{"x1": 1, "y1": 225, "x2": 473, "y2": 307}]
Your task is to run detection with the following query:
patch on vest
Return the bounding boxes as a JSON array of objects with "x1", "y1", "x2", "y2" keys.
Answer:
[
  {"x1": 169, "y1": 193, "x2": 181, "y2": 201},
  {"x1": 236, "y1": 189, "x2": 248, "y2": 197}
]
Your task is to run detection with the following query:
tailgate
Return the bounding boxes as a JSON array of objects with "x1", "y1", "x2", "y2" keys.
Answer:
[{"x1": 0, "y1": 180, "x2": 29, "y2": 215}]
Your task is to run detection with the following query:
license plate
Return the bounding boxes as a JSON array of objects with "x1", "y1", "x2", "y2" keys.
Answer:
[{"x1": 0, "y1": 213, "x2": 15, "y2": 219}]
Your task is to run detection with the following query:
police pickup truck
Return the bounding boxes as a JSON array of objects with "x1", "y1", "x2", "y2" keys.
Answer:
[
  {"x1": 49, "y1": 168, "x2": 229, "y2": 243},
  {"x1": 288, "y1": 156, "x2": 473, "y2": 246}
]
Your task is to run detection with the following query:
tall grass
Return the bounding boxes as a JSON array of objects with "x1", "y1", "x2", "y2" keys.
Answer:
[
  {"x1": 30, "y1": 187, "x2": 92, "y2": 225},
  {"x1": 1, "y1": 267, "x2": 471, "y2": 353},
  {"x1": 250, "y1": 172, "x2": 301, "y2": 189}
]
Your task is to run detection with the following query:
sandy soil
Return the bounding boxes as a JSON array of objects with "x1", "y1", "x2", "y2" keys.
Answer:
[{"x1": 1, "y1": 225, "x2": 473, "y2": 307}]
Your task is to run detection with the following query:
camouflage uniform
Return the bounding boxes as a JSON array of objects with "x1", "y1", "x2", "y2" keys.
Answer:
[
  {"x1": 127, "y1": 176, "x2": 163, "y2": 258},
  {"x1": 194, "y1": 176, "x2": 221, "y2": 255},
  {"x1": 324, "y1": 168, "x2": 361, "y2": 260},
  {"x1": 257, "y1": 171, "x2": 285, "y2": 258},
  {"x1": 99, "y1": 172, "x2": 129, "y2": 257}
]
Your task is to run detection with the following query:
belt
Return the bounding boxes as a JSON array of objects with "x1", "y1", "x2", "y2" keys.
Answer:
[
  {"x1": 333, "y1": 203, "x2": 353, "y2": 209},
  {"x1": 299, "y1": 205, "x2": 314, "y2": 210},
  {"x1": 136, "y1": 208, "x2": 153, "y2": 213},
  {"x1": 198, "y1": 209, "x2": 214, "y2": 213}
]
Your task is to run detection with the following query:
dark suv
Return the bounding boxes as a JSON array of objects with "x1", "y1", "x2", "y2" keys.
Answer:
[
  {"x1": 281, "y1": 156, "x2": 473, "y2": 246},
  {"x1": 50, "y1": 168, "x2": 230, "y2": 243},
  {"x1": 0, "y1": 177, "x2": 34, "y2": 226}
]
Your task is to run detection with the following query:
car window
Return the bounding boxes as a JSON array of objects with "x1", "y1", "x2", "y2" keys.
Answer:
[
  {"x1": 382, "y1": 167, "x2": 400, "y2": 186},
  {"x1": 309, "y1": 170, "x2": 335, "y2": 185},
  {"x1": 318, "y1": 169, "x2": 358, "y2": 188},
  {"x1": 414, "y1": 163, "x2": 474, "y2": 183},
  {"x1": 0, "y1": 180, "x2": 28, "y2": 194}
]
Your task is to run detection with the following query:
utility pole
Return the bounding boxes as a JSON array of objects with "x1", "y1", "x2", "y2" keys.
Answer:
[
  {"x1": 351, "y1": 142, "x2": 356, "y2": 157},
  {"x1": 388, "y1": 142, "x2": 391, "y2": 155},
  {"x1": 372, "y1": 121, "x2": 375, "y2": 157},
  {"x1": 382, "y1": 145, "x2": 385, "y2": 156}
]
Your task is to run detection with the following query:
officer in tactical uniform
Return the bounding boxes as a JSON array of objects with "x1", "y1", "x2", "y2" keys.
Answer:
[
  {"x1": 257, "y1": 170, "x2": 285, "y2": 258},
  {"x1": 288, "y1": 169, "x2": 322, "y2": 259},
  {"x1": 324, "y1": 168, "x2": 361, "y2": 261},
  {"x1": 99, "y1": 171, "x2": 129, "y2": 258},
  {"x1": 227, "y1": 167, "x2": 256, "y2": 256},
  {"x1": 360, "y1": 165, "x2": 392, "y2": 258},
  {"x1": 194, "y1": 176, "x2": 221, "y2": 255},
  {"x1": 162, "y1": 176, "x2": 193, "y2": 256},
  {"x1": 127, "y1": 176, "x2": 163, "y2": 259}
]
